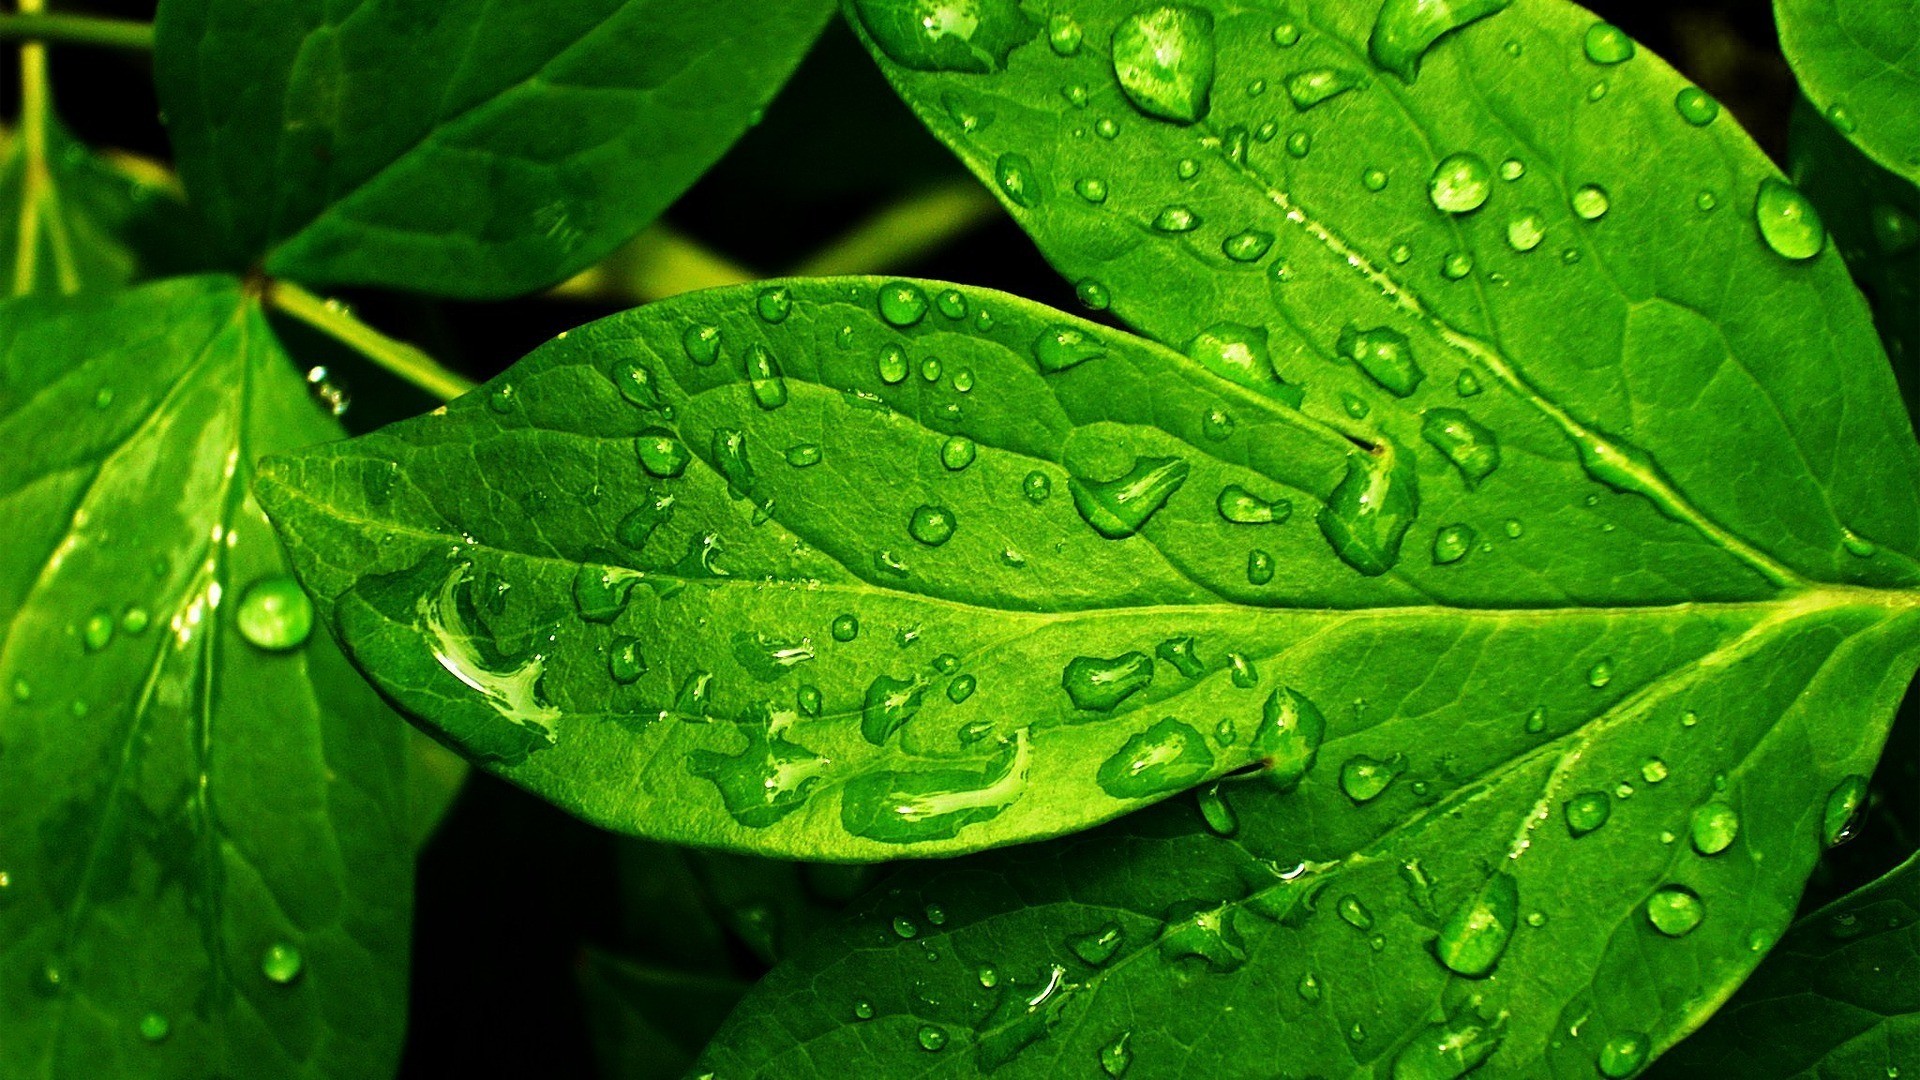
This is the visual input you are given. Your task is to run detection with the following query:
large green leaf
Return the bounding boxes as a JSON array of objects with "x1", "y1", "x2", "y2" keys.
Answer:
[
  {"x1": 0, "y1": 278, "x2": 413, "y2": 1079},
  {"x1": 1, "y1": 115, "x2": 209, "y2": 296},
  {"x1": 151, "y1": 0, "x2": 836, "y2": 298},
  {"x1": 1790, "y1": 99, "x2": 1920, "y2": 416},
  {"x1": 1776, "y1": 0, "x2": 1920, "y2": 184},
  {"x1": 1652, "y1": 851, "x2": 1919, "y2": 1078}
]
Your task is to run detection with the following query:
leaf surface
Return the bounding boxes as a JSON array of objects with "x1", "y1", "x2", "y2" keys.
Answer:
[
  {"x1": 1777, "y1": 0, "x2": 1920, "y2": 183},
  {"x1": 0, "y1": 277, "x2": 412, "y2": 1079},
  {"x1": 1651, "y1": 852, "x2": 1919, "y2": 1078},
  {"x1": 152, "y1": 0, "x2": 836, "y2": 297}
]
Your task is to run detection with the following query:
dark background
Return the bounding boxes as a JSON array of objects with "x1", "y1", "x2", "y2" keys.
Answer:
[{"x1": 4, "y1": 3, "x2": 1912, "y2": 1077}]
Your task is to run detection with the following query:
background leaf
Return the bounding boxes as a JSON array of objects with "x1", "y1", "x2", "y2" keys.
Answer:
[
  {"x1": 1652, "y1": 851, "x2": 1919, "y2": 1078},
  {"x1": 577, "y1": 947, "x2": 747, "y2": 1079},
  {"x1": 152, "y1": 0, "x2": 836, "y2": 298},
  {"x1": 0, "y1": 277, "x2": 413, "y2": 1079},
  {"x1": 1775, "y1": 0, "x2": 1920, "y2": 183}
]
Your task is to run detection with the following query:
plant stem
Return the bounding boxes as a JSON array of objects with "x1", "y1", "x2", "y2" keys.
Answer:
[
  {"x1": 789, "y1": 180, "x2": 1003, "y2": 278},
  {"x1": 547, "y1": 223, "x2": 756, "y2": 304},
  {"x1": 267, "y1": 281, "x2": 477, "y2": 403},
  {"x1": 0, "y1": 12, "x2": 153, "y2": 51}
]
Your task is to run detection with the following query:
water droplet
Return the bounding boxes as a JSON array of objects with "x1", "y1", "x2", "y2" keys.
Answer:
[
  {"x1": 136, "y1": 1010, "x2": 171, "y2": 1043},
  {"x1": 785, "y1": 443, "x2": 822, "y2": 467},
  {"x1": 1246, "y1": 549, "x2": 1275, "y2": 584},
  {"x1": 713, "y1": 428, "x2": 754, "y2": 499},
  {"x1": 614, "y1": 490, "x2": 674, "y2": 550},
  {"x1": 1337, "y1": 324, "x2": 1424, "y2": 396},
  {"x1": 1565, "y1": 791, "x2": 1610, "y2": 836},
  {"x1": 1063, "y1": 652, "x2": 1154, "y2": 712},
  {"x1": 1285, "y1": 130, "x2": 1311, "y2": 158},
  {"x1": 1337, "y1": 893, "x2": 1374, "y2": 930},
  {"x1": 1647, "y1": 885, "x2": 1704, "y2": 937},
  {"x1": 879, "y1": 280, "x2": 931, "y2": 326},
  {"x1": 1640, "y1": 757, "x2": 1668, "y2": 784},
  {"x1": 917, "y1": 1024, "x2": 948, "y2": 1052},
  {"x1": 1434, "y1": 871, "x2": 1518, "y2": 977},
  {"x1": 832, "y1": 613, "x2": 860, "y2": 642},
  {"x1": 908, "y1": 505, "x2": 956, "y2": 547},
  {"x1": 1286, "y1": 67, "x2": 1361, "y2": 110},
  {"x1": 1368, "y1": 0, "x2": 1513, "y2": 82},
  {"x1": 1339, "y1": 753, "x2": 1404, "y2": 803},
  {"x1": 607, "y1": 637, "x2": 646, "y2": 684},
  {"x1": 1571, "y1": 184, "x2": 1610, "y2": 221},
  {"x1": 1075, "y1": 176, "x2": 1109, "y2": 203},
  {"x1": 1506, "y1": 210, "x2": 1546, "y2": 251},
  {"x1": 1318, "y1": 448, "x2": 1420, "y2": 576},
  {"x1": 1696, "y1": 189, "x2": 1718, "y2": 212},
  {"x1": 1158, "y1": 901, "x2": 1246, "y2": 971},
  {"x1": 1023, "y1": 471, "x2": 1053, "y2": 503},
  {"x1": 841, "y1": 731, "x2": 1030, "y2": 842},
  {"x1": 1222, "y1": 229, "x2": 1275, "y2": 262},
  {"x1": 797, "y1": 684, "x2": 823, "y2": 717},
  {"x1": 1673, "y1": 86, "x2": 1719, "y2": 125},
  {"x1": 1822, "y1": 775, "x2": 1870, "y2": 847},
  {"x1": 1096, "y1": 117, "x2": 1120, "y2": 139},
  {"x1": 612, "y1": 359, "x2": 664, "y2": 407},
  {"x1": 1099, "y1": 717, "x2": 1214, "y2": 798},
  {"x1": 1255, "y1": 686, "x2": 1326, "y2": 790},
  {"x1": 1110, "y1": 5, "x2": 1217, "y2": 124},
  {"x1": 1872, "y1": 204, "x2": 1920, "y2": 254},
  {"x1": 1047, "y1": 12, "x2": 1083, "y2": 54},
  {"x1": 1390, "y1": 242, "x2": 1414, "y2": 263},
  {"x1": 853, "y1": 998, "x2": 875, "y2": 1020},
  {"x1": 1201, "y1": 408, "x2": 1234, "y2": 440},
  {"x1": 1392, "y1": 1018, "x2": 1503, "y2": 1079},
  {"x1": 236, "y1": 576, "x2": 313, "y2": 651},
  {"x1": 1297, "y1": 972, "x2": 1321, "y2": 1001},
  {"x1": 851, "y1": 0, "x2": 1038, "y2": 73},
  {"x1": 755, "y1": 285, "x2": 793, "y2": 324},
  {"x1": 1070, "y1": 456, "x2": 1189, "y2": 539},
  {"x1": 1429, "y1": 152, "x2": 1492, "y2": 213},
  {"x1": 1363, "y1": 167, "x2": 1390, "y2": 192},
  {"x1": 1755, "y1": 178, "x2": 1825, "y2": 260},
  {"x1": 1441, "y1": 251, "x2": 1475, "y2": 279},
  {"x1": 1432, "y1": 524, "x2": 1476, "y2": 564},
  {"x1": 1217, "y1": 484, "x2": 1291, "y2": 524},
  {"x1": 82, "y1": 609, "x2": 114, "y2": 652},
  {"x1": 1582, "y1": 22, "x2": 1634, "y2": 64},
  {"x1": 487, "y1": 384, "x2": 517, "y2": 413},
  {"x1": 947, "y1": 674, "x2": 977, "y2": 703},
  {"x1": 1598, "y1": 1034, "x2": 1649, "y2": 1078},
  {"x1": 1031, "y1": 324, "x2": 1107, "y2": 374},
  {"x1": 1070, "y1": 921, "x2": 1125, "y2": 965},
  {"x1": 1586, "y1": 658, "x2": 1614, "y2": 688},
  {"x1": 1525, "y1": 706, "x2": 1547, "y2": 733},
  {"x1": 1422, "y1": 408, "x2": 1500, "y2": 486},
  {"x1": 1689, "y1": 801, "x2": 1739, "y2": 855},
  {"x1": 261, "y1": 942, "x2": 304, "y2": 984},
  {"x1": 877, "y1": 345, "x2": 911, "y2": 384},
  {"x1": 1151, "y1": 204, "x2": 1202, "y2": 232},
  {"x1": 995, "y1": 152, "x2": 1043, "y2": 208},
  {"x1": 862, "y1": 674, "x2": 926, "y2": 745},
  {"x1": 636, "y1": 429, "x2": 690, "y2": 478},
  {"x1": 121, "y1": 606, "x2": 150, "y2": 635},
  {"x1": 1100, "y1": 1031, "x2": 1133, "y2": 1077},
  {"x1": 940, "y1": 436, "x2": 978, "y2": 471}
]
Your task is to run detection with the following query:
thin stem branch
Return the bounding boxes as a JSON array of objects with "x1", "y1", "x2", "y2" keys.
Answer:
[
  {"x1": 789, "y1": 179, "x2": 1003, "y2": 278},
  {"x1": 267, "y1": 280, "x2": 476, "y2": 403},
  {"x1": 0, "y1": 12, "x2": 154, "y2": 51},
  {"x1": 547, "y1": 223, "x2": 756, "y2": 304}
]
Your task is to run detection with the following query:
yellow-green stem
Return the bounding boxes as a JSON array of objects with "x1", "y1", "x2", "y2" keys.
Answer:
[{"x1": 268, "y1": 280, "x2": 477, "y2": 403}]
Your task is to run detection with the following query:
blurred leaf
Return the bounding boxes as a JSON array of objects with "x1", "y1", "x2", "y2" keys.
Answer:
[
  {"x1": 578, "y1": 948, "x2": 746, "y2": 1080},
  {"x1": 1776, "y1": 0, "x2": 1920, "y2": 182}
]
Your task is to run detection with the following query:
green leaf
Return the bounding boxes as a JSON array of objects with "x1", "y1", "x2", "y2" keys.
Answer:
[
  {"x1": 0, "y1": 277, "x2": 413, "y2": 1078},
  {"x1": 1790, "y1": 99, "x2": 1920, "y2": 416},
  {"x1": 617, "y1": 840, "x2": 877, "y2": 966},
  {"x1": 407, "y1": 727, "x2": 468, "y2": 850},
  {"x1": 1776, "y1": 0, "x2": 1920, "y2": 183},
  {"x1": 1651, "y1": 851, "x2": 1919, "y2": 1078},
  {"x1": 151, "y1": 0, "x2": 836, "y2": 298},
  {"x1": 578, "y1": 947, "x2": 748, "y2": 1080},
  {"x1": 1, "y1": 115, "x2": 210, "y2": 296}
]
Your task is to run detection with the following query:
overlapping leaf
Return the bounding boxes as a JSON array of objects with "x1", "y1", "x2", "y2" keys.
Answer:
[
  {"x1": 1653, "y1": 852, "x2": 1918, "y2": 1077},
  {"x1": 152, "y1": 0, "x2": 836, "y2": 297},
  {"x1": 0, "y1": 278, "x2": 413, "y2": 1079},
  {"x1": 1776, "y1": 0, "x2": 1920, "y2": 183}
]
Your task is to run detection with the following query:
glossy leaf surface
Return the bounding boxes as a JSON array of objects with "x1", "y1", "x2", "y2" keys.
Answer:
[
  {"x1": 1653, "y1": 852, "x2": 1919, "y2": 1078},
  {"x1": 0, "y1": 278, "x2": 413, "y2": 1079},
  {"x1": 1776, "y1": 0, "x2": 1920, "y2": 182},
  {"x1": 152, "y1": 0, "x2": 836, "y2": 298}
]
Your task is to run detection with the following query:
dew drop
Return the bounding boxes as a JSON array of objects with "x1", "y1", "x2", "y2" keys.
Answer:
[
  {"x1": 941, "y1": 436, "x2": 977, "y2": 471},
  {"x1": 1564, "y1": 791, "x2": 1611, "y2": 836},
  {"x1": 1582, "y1": 22, "x2": 1634, "y2": 64},
  {"x1": 784, "y1": 443, "x2": 822, "y2": 468},
  {"x1": 1647, "y1": 885, "x2": 1704, "y2": 937},
  {"x1": 1822, "y1": 775, "x2": 1870, "y2": 847},
  {"x1": 1047, "y1": 12, "x2": 1083, "y2": 54},
  {"x1": 1098, "y1": 717, "x2": 1214, "y2": 798},
  {"x1": 606, "y1": 637, "x2": 646, "y2": 685},
  {"x1": 1070, "y1": 456, "x2": 1188, "y2": 539},
  {"x1": 1246, "y1": 549, "x2": 1275, "y2": 585},
  {"x1": 1069, "y1": 921, "x2": 1125, "y2": 966},
  {"x1": 917, "y1": 1024, "x2": 948, "y2": 1052},
  {"x1": 1110, "y1": 5, "x2": 1217, "y2": 124},
  {"x1": 636, "y1": 429, "x2": 690, "y2": 478},
  {"x1": 138, "y1": 1010, "x2": 170, "y2": 1043},
  {"x1": 1318, "y1": 448, "x2": 1420, "y2": 576},
  {"x1": 1216, "y1": 484, "x2": 1291, "y2": 524},
  {"x1": 1339, "y1": 753, "x2": 1404, "y2": 803},
  {"x1": 1674, "y1": 86, "x2": 1719, "y2": 125},
  {"x1": 1255, "y1": 686, "x2": 1326, "y2": 791},
  {"x1": 1433, "y1": 871, "x2": 1519, "y2": 977},
  {"x1": 1151, "y1": 204, "x2": 1202, "y2": 233},
  {"x1": 755, "y1": 285, "x2": 792, "y2": 324},
  {"x1": 1506, "y1": 210, "x2": 1546, "y2": 251},
  {"x1": 1429, "y1": 152, "x2": 1493, "y2": 214},
  {"x1": 261, "y1": 942, "x2": 304, "y2": 985},
  {"x1": 1367, "y1": 0, "x2": 1513, "y2": 82},
  {"x1": 1571, "y1": 184, "x2": 1611, "y2": 221},
  {"x1": 1587, "y1": 658, "x2": 1614, "y2": 688},
  {"x1": 1422, "y1": 408, "x2": 1500, "y2": 486},
  {"x1": 236, "y1": 576, "x2": 314, "y2": 652},
  {"x1": 1286, "y1": 67, "x2": 1361, "y2": 110},
  {"x1": 851, "y1": 0, "x2": 1037, "y2": 73},
  {"x1": 878, "y1": 280, "x2": 931, "y2": 326},
  {"x1": 1222, "y1": 228, "x2": 1275, "y2": 262},
  {"x1": 1432, "y1": 523, "x2": 1476, "y2": 565},
  {"x1": 1689, "y1": 801, "x2": 1739, "y2": 855},
  {"x1": 1023, "y1": 471, "x2": 1053, "y2": 503},
  {"x1": 1100, "y1": 1031, "x2": 1133, "y2": 1077},
  {"x1": 1755, "y1": 178, "x2": 1825, "y2": 260},
  {"x1": 1363, "y1": 167, "x2": 1390, "y2": 192},
  {"x1": 1075, "y1": 279, "x2": 1112, "y2": 310},
  {"x1": 1062, "y1": 652, "x2": 1154, "y2": 712},
  {"x1": 1157, "y1": 900, "x2": 1246, "y2": 971},
  {"x1": 1336, "y1": 323, "x2": 1423, "y2": 397},
  {"x1": 1075, "y1": 176, "x2": 1109, "y2": 203}
]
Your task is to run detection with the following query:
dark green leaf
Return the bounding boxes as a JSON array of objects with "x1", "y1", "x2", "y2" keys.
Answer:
[
  {"x1": 407, "y1": 727, "x2": 468, "y2": 850},
  {"x1": 1790, "y1": 99, "x2": 1919, "y2": 416},
  {"x1": 578, "y1": 947, "x2": 747, "y2": 1080},
  {"x1": 1652, "y1": 851, "x2": 1919, "y2": 1078},
  {"x1": 152, "y1": 0, "x2": 836, "y2": 298},
  {"x1": 0, "y1": 277, "x2": 413, "y2": 1078},
  {"x1": 1, "y1": 115, "x2": 210, "y2": 296},
  {"x1": 1776, "y1": 0, "x2": 1920, "y2": 183}
]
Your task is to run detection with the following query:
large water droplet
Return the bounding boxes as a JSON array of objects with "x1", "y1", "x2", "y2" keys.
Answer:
[
  {"x1": 841, "y1": 732, "x2": 1029, "y2": 842},
  {"x1": 1098, "y1": 717, "x2": 1214, "y2": 798},
  {"x1": 1254, "y1": 686, "x2": 1326, "y2": 791},
  {"x1": 1422, "y1": 408, "x2": 1500, "y2": 487},
  {"x1": 236, "y1": 576, "x2": 314, "y2": 651},
  {"x1": 1822, "y1": 774, "x2": 1870, "y2": 847},
  {"x1": 1285, "y1": 67, "x2": 1361, "y2": 110},
  {"x1": 1598, "y1": 1034, "x2": 1649, "y2": 1079},
  {"x1": 1429, "y1": 152, "x2": 1492, "y2": 213},
  {"x1": 1646, "y1": 885, "x2": 1704, "y2": 936},
  {"x1": 1689, "y1": 801, "x2": 1739, "y2": 855},
  {"x1": 1390, "y1": 1017, "x2": 1503, "y2": 1079},
  {"x1": 1582, "y1": 22, "x2": 1635, "y2": 64},
  {"x1": 862, "y1": 674, "x2": 927, "y2": 744},
  {"x1": 852, "y1": 0, "x2": 1038, "y2": 73},
  {"x1": 1187, "y1": 324, "x2": 1301, "y2": 405},
  {"x1": 1100, "y1": 1031, "x2": 1134, "y2": 1077},
  {"x1": 1110, "y1": 5, "x2": 1217, "y2": 124},
  {"x1": 1571, "y1": 184, "x2": 1611, "y2": 221},
  {"x1": 1151, "y1": 204, "x2": 1202, "y2": 233},
  {"x1": 681, "y1": 323, "x2": 722, "y2": 365},
  {"x1": 1432, "y1": 523, "x2": 1476, "y2": 565},
  {"x1": 1217, "y1": 484, "x2": 1291, "y2": 524},
  {"x1": 878, "y1": 280, "x2": 930, "y2": 326},
  {"x1": 1754, "y1": 178, "x2": 1825, "y2": 261},
  {"x1": 1674, "y1": 86, "x2": 1719, "y2": 125},
  {"x1": 1318, "y1": 447, "x2": 1420, "y2": 576},
  {"x1": 1062, "y1": 652, "x2": 1154, "y2": 712},
  {"x1": 687, "y1": 708, "x2": 830, "y2": 826},
  {"x1": 917, "y1": 1024, "x2": 948, "y2": 1052},
  {"x1": 1433, "y1": 871, "x2": 1518, "y2": 977},
  {"x1": 1070, "y1": 456, "x2": 1189, "y2": 539},
  {"x1": 1033, "y1": 324, "x2": 1106, "y2": 372},
  {"x1": 908, "y1": 504, "x2": 957, "y2": 546},
  {"x1": 1157, "y1": 901, "x2": 1246, "y2": 971},
  {"x1": 261, "y1": 942, "x2": 304, "y2": 985},
  {"x1": 1506, "y1": 210, "x2": 1546, "y2": 251},
  {"x1": 611, "y1": 359, "x2": 664, "y2": 408},
  {"x1": 1048, "y1": 12, "x2": 1083, "y2": 54},
  {"x1": 636, "y1": 429, "x2": 690, "y2": 478},
  {"x1": 1339, "y1": 753, "x2": 1404, "y2": 802},
  {"x1": 1069, "y1": 922, "x2": 1125, "y2": 966},
  {"x1": 755, "y1": 285, "x2": 793, "y2": 324},
  {"x1": 1368, "y1": 0, "x2": 1512, "y2": 83},
  {"x1": 1336, "y1": 324, "x2": 1424, "y2": 397},
  {"x1": 1222, "y1": 229, "x2": 1275, "y2": 262}
]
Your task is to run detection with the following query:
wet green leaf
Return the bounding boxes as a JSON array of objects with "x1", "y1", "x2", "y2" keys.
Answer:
[
  {"x1": 1652, "y1": 852, "x2": 1919, "y2": 1078},
  {"x1": 1790, "y1": 99, "x2": 1920, "y2": 417},
  {"x1": 0, "y1": 278, "x2": 413, "y2": 1078},
  {"x1": 1777, "y1": 0, "x2": 1920, "y2": 183},
  {"x1": 151, "y1": 0, "x2": 835, "y2": 298},
  {"x1": 1, "y1": 116, "x2": 210, "y2": 296}
]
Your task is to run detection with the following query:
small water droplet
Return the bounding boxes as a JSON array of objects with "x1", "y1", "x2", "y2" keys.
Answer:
[
  {"x1": 907, "y1": 505, "x2": 955, "y2": 547},
  {"x1": 1285, "y1": 130, "x2": 1311, "y2": 158},
  {"x1": 755, "y1": 285, "x2": 793, "y2": 324},
  {"x1": 1216, "y1": 484, "x2": 1291, "y2": 524},
  {"x1": 607, "y1": 637, "x2": 646, "y2": 684},
  {"x1": 941, "y1": 436, "x2": 977, "y2": 471},
  {"x1": 1318, "y1": 447, "x2": 1420, "y2": 576},
  {"x1": 636, "y1": 429, "x2": 690, "y2": 478},
  {"x1": 1433, "y1": 871, "x2": 1519, "y2": 977},
  {"x1": 138, "y1": 1010, "x2": 171, "y2": 1043},
  {"x1": 917, "y1": 1024, "x2": 948, "y2": 1052},
  {"x1": 784, "y1": 443, "x2": 822, "y2": 468},
  {"x1": 1587, "y1": 658, "x2": 1614, "y2": 687},
  {"x1": 1100, "y1": 1031, "x2": 1133, "y2": 1077},
  {"x1": 1571, "y1": 184, "x2": 1611, "y2": 221},
  {"x1": 1367, "y1": 0, "x2": 1512, "y2": 81},
  {"x1": 261, "y1": 942, "x2": 304, "y2": 984},
  {"x1": 1822, "y1": 775, "x2": 1870, "y2": 847},
  {"x1": 1583, "y1": 22, "x2": 1634, "y2": 64},
  {"x1": 1362, "y1": 167, "x2": 1390, "y2": 192},
  {"x1": 1646, "y1": 885, "x2": 1704, "y2": 936},
  {"x1": 1441, "y1": 251, "x2": 1475, "y2": 279},
  {"x1": 1222, "y1": 228, "x2": 1275, "y2": 262},
  {"x1": 853, "y1": 998, "x2": 875, "y2": 1020},
  {"x1": 1063, "y1": 652, "x2": 1153, "y2": 712},
  {"x1": 1157, "y1": 900, "x2": 1246, "y2": 971},
  {"x1": 879, "y1": 280, "x2": 931, "y2": 326},
  {"x1": 1422, "y1": 408, "x2": 1501, "y2": 486},
  {"x1": 1098, "y1": 717, "x2": 1213, "y2": 798},
  {"x1": 1432, "y1": 524, "x2": 1477, "y2": 565},
  {"x1": 1507, "y1": 209, "x2": 1546, "y2": 251},
  {"x1": 1340, "y1": 753, "x2": 1404, "y2": 803},
  {"x1": 1075, "y1": 176, "x2": 1109, "y2": 203},
  {"x1": 1640, "y1": 757, "x2": 1668, "y2": 784},
  {"x1": 1070, "y1": 921, "x2": 1125, "y2": 965},
  {"x1": 1429, "y1": 152, "x2": 1493, "y2": 213},
  {"x1": 1075, "y1": 279, "x2": 1112, "y2": 310},
  {"x1": 236, "y1": 576, "x2": 314, "y2": 651},
  {"x1": 1565, "y1": 791, "x2": 1611, "y2": 836},
  {"x1": 1286, "y1": 67, "x2": 1361, "y2": 110},
  {"x1": 1152, "y1": 204, "x2": 1202, "y2": 233},
  {"x1": 1598, "y1": 1034, "x2": 1649, "y2": 1078},
  {"x1": 1755, "y1": 178, "x2": 1825, "y2": 260},
  {"x1": 1047, "y1": 12, "x2": 1083, "y2": 54},
  {"x1": 1674, "y1": 86, "x2": 1719, "y2": 125},
  {"x1": 1023, "y1": 471, "x2": 1053, "y2": 503},
  {"x1": 1689, "y1": 801, "x2": 1739, "y2": 855},
  {"x1": 1246, "y1": 549, "x2": 1275, "y2": 584},
  {"x1": 1337, "y1": 324, "x2": 1423, "y2": 396}
]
